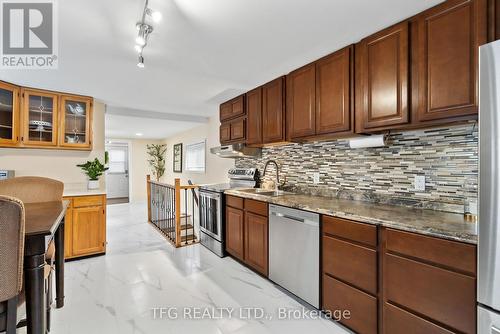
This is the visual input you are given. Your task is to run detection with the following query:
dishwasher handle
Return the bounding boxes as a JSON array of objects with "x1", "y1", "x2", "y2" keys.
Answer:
[
  {"x1": 271, "y1": 211, "x2": 304, "y2": 223},
  {"x1": 270, "y1": 211, "x2": 319, "y2": 227}
]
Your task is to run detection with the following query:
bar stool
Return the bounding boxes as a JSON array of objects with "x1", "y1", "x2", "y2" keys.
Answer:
[
  {"x1": 0, "y1": 196, "x2": 26, "y2": 334},
  {"x1": 0, "y1": 176, "x2": 64, "y2": 331}
]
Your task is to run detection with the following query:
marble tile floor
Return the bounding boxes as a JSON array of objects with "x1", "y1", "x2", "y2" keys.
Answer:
[{"x1": 19, "y1": 202, "x2": 351, "y2": 334}]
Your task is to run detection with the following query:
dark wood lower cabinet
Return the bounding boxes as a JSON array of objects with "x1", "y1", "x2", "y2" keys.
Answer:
[
  {"x1": 384, "y1": 302, "x2": 455, "y2": 334},
  {"x1": 244, "y1": 212, "x2": 268, "y2": 276},
  {"x1": 225, "y1": 197, "x2": 269, "y2": 276},
  {"x1": 225, "y1": 206, "x2": 244, "y2": 260},
  {"x1": 323, "y1": 274, "x2": 378, "y2": 334},
  {"x1": 323, "y1": 235, "x2": 377, "y2": 295},
  {"x1": 320, "y1": 218, "x2": 477, "y2": 334},
  {"x1": 382, "y1": 228, "x2": 477, "y2": 334},
  {"x1": 383, "y1": 253, "x2": 476, "y2": 334},
  {"x1": 322, "y1": 216, "x2": 379, "y2": 334}
]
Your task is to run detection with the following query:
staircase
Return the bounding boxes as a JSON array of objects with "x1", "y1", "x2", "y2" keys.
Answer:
[{"x1": 147, "y1": 176, "x2": 198, "y2": 247}]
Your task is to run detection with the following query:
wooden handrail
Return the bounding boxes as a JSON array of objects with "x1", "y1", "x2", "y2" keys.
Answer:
[
  {"x1": 179, "y1": 185, "x2": 200, "y2": 190},
  {"x1": 147, "y1": 176, "x2": 200, "y2": 248}
]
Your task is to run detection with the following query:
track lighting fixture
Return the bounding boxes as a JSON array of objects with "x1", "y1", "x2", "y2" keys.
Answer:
[{"x1": 134, "y1": 0, "x2": 161, "y2": 68}]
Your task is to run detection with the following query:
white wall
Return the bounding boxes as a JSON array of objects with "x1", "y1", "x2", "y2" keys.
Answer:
[
  {"x1": 105, "y1": 138, "x2": 163, "y2": 202},
  {"x1": 161, "y1": 115, "x2": 234, "y2": 185},
  {"x1": 0, "y1": 101, "x2": 106, "y2": 188}
]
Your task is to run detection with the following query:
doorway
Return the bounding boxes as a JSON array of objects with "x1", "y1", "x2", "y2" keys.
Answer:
[{"x1": 105, "y1": 141, "x2": 130, "y2": 204}]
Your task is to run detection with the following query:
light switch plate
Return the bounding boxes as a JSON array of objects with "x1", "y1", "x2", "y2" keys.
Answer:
[
  {"x1": 414, "y1": 175, "x2": 426, "y2": 191},
  {"x1": 313, "y1": 172, "x2": 320, "y2": 184}
]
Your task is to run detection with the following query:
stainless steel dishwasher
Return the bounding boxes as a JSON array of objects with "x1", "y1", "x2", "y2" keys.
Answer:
[{"x1": 269, "y1": 204, "x2": 319, "y2": 308}]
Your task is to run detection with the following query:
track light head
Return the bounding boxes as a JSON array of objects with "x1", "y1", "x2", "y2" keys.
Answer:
[{"x1": 137, "y1": 55, "x2": 145, "y2": 68}]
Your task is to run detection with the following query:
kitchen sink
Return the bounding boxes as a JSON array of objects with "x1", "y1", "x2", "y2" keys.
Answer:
[{"x1": 238, "y1": 188, "x2": 293, "y2": 197}]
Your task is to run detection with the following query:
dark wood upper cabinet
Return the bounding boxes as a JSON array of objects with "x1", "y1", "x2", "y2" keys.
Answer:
[
  {"x1": 356, "y1": 21, "x2": 410, "y2": 132},
  {"x1": 220, "y1": 117, "x2": 246, "y2": 144},
  {"x1": 411, "y1": 0, "x2": 487, "y2": 123},
  {"x1": 490, "y1": 0, "x2": 500, "y2": 41},
  {"x1": 316, "y1": 46, "x2": 353, "y2": 136},
  {"x1": 220, "y1": 95, "x2": 245, "y2": 122},
  {"x1": 262, "y1": 77, "x2": 286, "y2": 144},
  {"x1": 246, "y1": 87, "x2": 262, "y2": 146},
  {"x1": 230, "y1": 118, "x2": 245, "y2": 141},
  {"x1": 286, "y1": 64, "x2": 316, "y2": 140},
  {"x1": 220, "y1": 122, "x2": 231, "y2": 144}
]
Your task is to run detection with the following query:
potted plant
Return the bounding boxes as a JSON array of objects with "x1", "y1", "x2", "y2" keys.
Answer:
[
  {"x1": 77, "y1": 157, "x2": 108, "y2": 189},
  {"x1": 147, "y1": 144, "x2": 167, "y2": 181}
]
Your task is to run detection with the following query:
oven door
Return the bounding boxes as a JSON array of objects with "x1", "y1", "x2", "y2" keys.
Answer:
[{"x1": 199, "y1": 190, "x2": 222, "y2": 242}]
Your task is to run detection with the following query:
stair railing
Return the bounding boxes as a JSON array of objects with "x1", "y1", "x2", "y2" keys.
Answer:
[{"x1": 147, "y1": 175, "x2": 199, "y2": 247}]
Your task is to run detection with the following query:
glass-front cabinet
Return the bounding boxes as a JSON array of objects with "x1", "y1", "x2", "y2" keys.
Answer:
[
  {"x1": 60, "y1": 95, "x2": 92, "y2": 148},
  {"x1": 21, "y1": 88, "x2": 59, "y2": 146},
  {"x1": 0, "y1": 81, "x2": 93, "y2": 150},
  {"x1": 0, "y1": 81, "x2": 20, "y2": 146}
]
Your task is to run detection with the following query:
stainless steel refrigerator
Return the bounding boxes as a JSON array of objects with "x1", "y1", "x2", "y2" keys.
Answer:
[{"x1": 479, "y1": 39, "x2": 500, "y2": 334}]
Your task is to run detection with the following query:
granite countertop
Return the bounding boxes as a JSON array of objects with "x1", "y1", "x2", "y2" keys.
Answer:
[
  {"x1": 63, "y1": 183, "x2": 107, "y2": 197},
  {"x1": 224, "y1": 189, "x2": 478, "y2": 244}
]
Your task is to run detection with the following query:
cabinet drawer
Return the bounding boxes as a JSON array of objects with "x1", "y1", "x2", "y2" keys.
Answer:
[
  {"x1": 385, "y1": 229, "x2": 476, "y2": 275},
  {"x1": 244, "y1": 199, "x2": 268, "y2": 216},
  {"x1": 384, "y1": 253, "x2": 476, "y2": 334},
  {"x1": 323, "y1": 215, "x2": 377, "y2": 247},
  {"x1": 323, "y1": 274, "x2": 378, "y2": 334},
  {"x1": 384, "y1": 302, "x2": 454, "y2": 334},
  {"x1": 226, "y1": 195, "x2": 244, "y2": 209},
  {"x1": 73, "y1": 195, "x2": 104, "y2": 208},
  {"x1": 323, "y1": 235, "x2": 377, "y2": 294}
]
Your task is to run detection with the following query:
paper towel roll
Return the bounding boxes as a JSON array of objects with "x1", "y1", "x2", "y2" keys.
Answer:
[{"x1": 348, "y1": 135, "x2": 387, "y2": 149}]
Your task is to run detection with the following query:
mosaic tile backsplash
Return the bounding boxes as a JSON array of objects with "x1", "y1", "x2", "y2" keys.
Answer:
[{"x1": 235, "y1": 123, "x2": 478, "y2": 213}]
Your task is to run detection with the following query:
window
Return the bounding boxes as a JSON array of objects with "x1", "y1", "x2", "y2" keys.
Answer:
[
  {"x1": 185, "y1": 140, "x2": 206, "y2": 173},
  {"x1": 108, "y1": 149, "x2": 127, "y2": 173}
]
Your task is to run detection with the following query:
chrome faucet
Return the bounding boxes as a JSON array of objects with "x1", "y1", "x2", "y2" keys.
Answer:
[{"x1": 262, "y1": 160, "x2": 282, "y2": 190}]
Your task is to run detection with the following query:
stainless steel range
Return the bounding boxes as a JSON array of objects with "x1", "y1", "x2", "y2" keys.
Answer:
[{"x1": 199, "y1": 168, "x2": 258, "y2": 257}]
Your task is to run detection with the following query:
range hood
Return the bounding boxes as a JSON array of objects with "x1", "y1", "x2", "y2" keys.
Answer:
[{"x1": 210, "y1": 144, "x2": 261, "y2": 159}]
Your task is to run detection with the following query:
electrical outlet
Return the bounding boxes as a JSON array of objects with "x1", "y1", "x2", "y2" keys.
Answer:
[
  {"x1": 414, "y1": 175, "x2": 426, "y2": 191},
  {"x1": 313, "y1": 172, "x2": 320, "y2": 184}
]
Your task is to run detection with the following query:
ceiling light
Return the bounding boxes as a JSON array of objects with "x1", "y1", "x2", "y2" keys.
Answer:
[
  {"x1": 136, "y1": 133, "x2": 143, "y2": 137},
  {"x1": 134, "y1": 0, "x2": 159, "y2": 68},
  {"x1": 137, "y1": 55, "x2": 145, "y2": 68}
]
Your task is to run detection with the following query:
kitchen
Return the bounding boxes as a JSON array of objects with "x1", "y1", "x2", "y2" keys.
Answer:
[
  {"x1": 198, "y1": 0, "x2": 495, "y2": 333},
  {"x1": 0, "y1": 0, "x2": 498, "y2": 333}
]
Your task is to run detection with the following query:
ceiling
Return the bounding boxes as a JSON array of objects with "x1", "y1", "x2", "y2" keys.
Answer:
[{"x1": 0, "y1": 0, "x2": 444, "y2": 139}]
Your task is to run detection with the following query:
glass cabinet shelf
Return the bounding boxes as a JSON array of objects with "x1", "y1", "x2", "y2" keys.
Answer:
[
  {"x1": 22, "y1": 89, "x2": 58, "y2": 146},
  {"x1": 60, "y1": 95, "x2": 92, "y2": 147}
]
